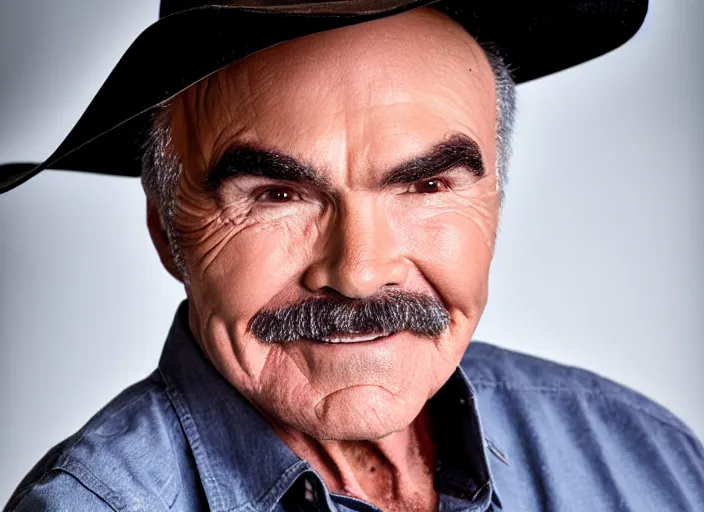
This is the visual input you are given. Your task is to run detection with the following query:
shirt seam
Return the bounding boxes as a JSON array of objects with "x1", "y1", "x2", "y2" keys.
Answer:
[
  {"x1": 7, "y1": 385, "x2": 157, "y2": 509},
  {"x1": 159, "y1": 367, "x2": 228, "y2": 512},
  {"x1": 7, "y1": 467, "x2": 119, "y2": 512},
  {"x1": 470, "y1": 379, "x2": 699, "y2": 441},
  {"x1": 62, "y1": 386, "x2": 155, "y2": 459},
  {"x1": 51, "y1": 382, "x2": 172, "y2": 510},
  {"x1": 248, "y1": 459, "x2": 310, "y2": 512},
  {"x1": 57, "y1": 383, "x2": 160, "y2": 464}
]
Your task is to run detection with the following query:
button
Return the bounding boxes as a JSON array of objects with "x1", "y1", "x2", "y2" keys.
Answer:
[{"x1": 304, "y1": 478, "x2": 317, "y2": 503}]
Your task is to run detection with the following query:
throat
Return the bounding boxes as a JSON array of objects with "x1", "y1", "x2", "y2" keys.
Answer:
[{"x1": 274, "y1": 405, "x2": 439, "y2": 511}]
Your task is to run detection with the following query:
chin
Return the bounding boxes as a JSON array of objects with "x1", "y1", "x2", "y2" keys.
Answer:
[{"x1": 291, "y1": 384, "x2": 424, "y2": 441}]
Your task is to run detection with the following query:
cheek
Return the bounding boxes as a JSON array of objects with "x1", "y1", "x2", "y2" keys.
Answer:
[
  {"x1": 395, "y1": 188, "x2": 498, "y2": 318},
  {"x1": 179, "y1": 193, "x2": 327, "y2": 322},
  {"x1": 176, "y1": 199, "x2": 328, "y2": 387}
]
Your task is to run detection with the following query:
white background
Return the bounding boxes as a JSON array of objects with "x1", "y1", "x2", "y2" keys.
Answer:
[{"x1": 1, "y1": 0, "x2": 702, "y2": 502}]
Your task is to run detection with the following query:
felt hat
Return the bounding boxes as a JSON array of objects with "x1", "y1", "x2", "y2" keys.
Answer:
[{"x1": 0, "y1": 0, "x2": 648, "y2": 194}]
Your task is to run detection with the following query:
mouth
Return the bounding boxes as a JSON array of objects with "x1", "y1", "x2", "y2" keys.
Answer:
[{"x1": 316, "y1": 332, "x2": 394, "y2": 344}]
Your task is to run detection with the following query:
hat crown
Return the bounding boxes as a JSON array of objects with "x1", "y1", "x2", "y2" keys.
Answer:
[{"x1": 159, "y1": 0, "x2": 379, "y2": 18}]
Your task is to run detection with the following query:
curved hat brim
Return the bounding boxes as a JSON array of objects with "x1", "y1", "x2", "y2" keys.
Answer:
[{"x1": 0, "y1": 0, "x2": 648, "y2": 194}]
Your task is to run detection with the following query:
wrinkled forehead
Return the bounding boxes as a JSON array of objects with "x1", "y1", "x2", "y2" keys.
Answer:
[{"x1": 170, "y1": 6, "x2": 497, "y2": 177}]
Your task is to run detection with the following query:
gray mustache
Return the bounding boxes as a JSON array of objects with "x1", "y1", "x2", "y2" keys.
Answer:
[{"x1": 248, "y1": 289, "x2": 450, "y2": 344}]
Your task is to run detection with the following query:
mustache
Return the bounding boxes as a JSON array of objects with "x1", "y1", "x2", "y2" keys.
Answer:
[{"x1": 248, "y1": 289, "x2": 451, "y2": 344}]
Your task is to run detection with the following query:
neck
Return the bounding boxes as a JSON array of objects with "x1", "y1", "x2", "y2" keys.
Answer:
[{"x1": 269, "y1": 404, "x2": 438, "y2": 512}]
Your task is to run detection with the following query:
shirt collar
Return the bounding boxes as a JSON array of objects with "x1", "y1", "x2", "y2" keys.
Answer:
[
  {"x1": 158, "y1": 301, "x2": 504, "y2": 511},
  {"x1": 431, "y1": 369, "x2": 505, "y2": 511}
]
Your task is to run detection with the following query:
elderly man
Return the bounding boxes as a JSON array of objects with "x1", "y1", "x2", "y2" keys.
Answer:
[{"x1": 2, "y1": 1, "x2": 703, "y2": 511}]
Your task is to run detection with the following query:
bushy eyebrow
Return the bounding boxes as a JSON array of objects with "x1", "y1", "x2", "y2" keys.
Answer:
[
  {"x1": 379, "y1": 133, "x2": 485, "y2": 186},
  {"x1": 203, "y1": 132, "x2": 485, "y2": 192},
  {"x1": 203, "y1": 142, "x2": 329, "y2": 191}
]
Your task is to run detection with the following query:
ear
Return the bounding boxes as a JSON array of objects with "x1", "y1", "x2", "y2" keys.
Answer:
[{"x1": 146, "y1": 199, "x2": 184, "y2": 283}]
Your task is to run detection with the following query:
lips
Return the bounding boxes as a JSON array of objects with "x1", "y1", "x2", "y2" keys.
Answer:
[{"x1": 318, "y1": 332, "x2": 392, "y2": 344}]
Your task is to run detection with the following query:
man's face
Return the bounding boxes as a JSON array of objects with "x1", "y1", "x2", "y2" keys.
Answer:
[{"x1": 163, "y1": 7, "x2": 499, "y2": 440}]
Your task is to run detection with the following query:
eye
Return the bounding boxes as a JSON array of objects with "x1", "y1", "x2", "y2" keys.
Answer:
[
  {"x1": 409, "y1": 177, "x2": 450, "y2": 194},
  {"x1": 254, "y1": 187, "x2": 301, "y2": 203}
]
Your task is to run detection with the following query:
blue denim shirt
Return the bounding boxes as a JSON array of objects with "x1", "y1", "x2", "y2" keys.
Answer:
[{"x1": 4, "y1": 301, "x2": 704, "y2": 511}]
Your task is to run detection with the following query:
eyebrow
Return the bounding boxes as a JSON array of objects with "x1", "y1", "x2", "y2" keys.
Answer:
[
  {"x1": 380, "y1": 133, "x2": 485, "y2": 187},
  {"x1": 203, "y1": 132, "x2": 485, "y2": 192},
  {"x1": 203, "y1": 142, "x2": 328, "y2": 191}
]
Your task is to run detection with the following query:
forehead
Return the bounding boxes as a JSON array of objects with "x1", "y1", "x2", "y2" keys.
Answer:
[{"x1": 171, "y1": 7, "x2": 497, "y2": 179}]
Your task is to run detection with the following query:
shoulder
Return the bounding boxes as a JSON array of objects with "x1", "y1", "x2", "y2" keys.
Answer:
[
  {"x1": 462, "y1": 342, "x2": 704, "y2": 507},
  {"x1": 5, "y1": 371, "x2": 186, "y2": 512},
  {"x1": 462, "y1": 340, "x2": 698, "y2": 438},
  {"x1": 3, "y1": 471, "x2": 113, "y2": 512}
]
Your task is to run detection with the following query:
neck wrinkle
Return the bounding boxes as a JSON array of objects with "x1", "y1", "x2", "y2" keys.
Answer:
[{"x1": 264, "y1": 401, "x2": 438, "y2": 507}]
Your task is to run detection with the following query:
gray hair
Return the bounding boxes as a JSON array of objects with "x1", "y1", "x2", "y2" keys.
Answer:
[
  {"x1": 141, "y1": 45, "x2": 517, "y2": 281},
  {"x1": 485, "y1": 46, "x2": 518, "y2": 206}
]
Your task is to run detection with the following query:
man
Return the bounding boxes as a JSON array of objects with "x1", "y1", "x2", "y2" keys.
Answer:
[{"x1": 2, "y1": 1, "x2": 703, "y2": 511}]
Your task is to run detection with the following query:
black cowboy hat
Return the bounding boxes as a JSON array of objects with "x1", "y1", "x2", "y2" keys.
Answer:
[{"x1": 0, "y1": 0, "x2": 648, "y2": 194}]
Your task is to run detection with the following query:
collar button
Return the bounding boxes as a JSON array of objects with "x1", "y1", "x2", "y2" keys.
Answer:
[{"x1": 304, "y1": 477, "x2": 318, "y2": 503}]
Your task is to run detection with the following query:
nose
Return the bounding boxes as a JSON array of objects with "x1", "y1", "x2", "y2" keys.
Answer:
[{"x1": 302, "y1": 197, "x2": 409, "y2": 299}]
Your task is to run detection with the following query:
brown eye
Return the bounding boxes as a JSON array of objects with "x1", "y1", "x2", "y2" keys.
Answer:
[
  {"x1": 255, "y1": 187, "x2": 300, "y2": 203},
  {"x1": 412, "y1": 178, "x2": 449, "y2": 194}
]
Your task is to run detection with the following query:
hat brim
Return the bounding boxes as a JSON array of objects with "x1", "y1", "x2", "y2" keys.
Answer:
[{"x1": 0, "y1": 0, "x2": 648, "y2": 194}]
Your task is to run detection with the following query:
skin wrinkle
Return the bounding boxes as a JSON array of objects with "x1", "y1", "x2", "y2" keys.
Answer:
[
  {"x1": 195, "y1": 220, "x2": 244, "y2": 277},
  {"x1": 146, "y1": 7, "x2": 501, "y2": 512}
]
